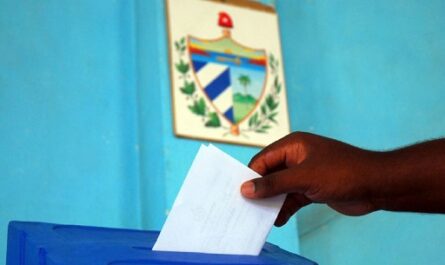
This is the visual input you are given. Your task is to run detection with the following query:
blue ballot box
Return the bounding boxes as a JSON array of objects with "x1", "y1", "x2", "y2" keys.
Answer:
[{"x1": 6, "y1": 221, "x2": 317, "y2": 265}]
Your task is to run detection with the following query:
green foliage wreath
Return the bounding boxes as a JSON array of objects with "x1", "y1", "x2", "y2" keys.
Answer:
[
  {"x1": 174, "y1": 37, "x2": 283, "y2": 134},
  {"x1": 245, "y1": 54, "x2": 282, "y2": 134},
  {"x1": 174, "y1": 37, "x2": 221, "y2": 127}
]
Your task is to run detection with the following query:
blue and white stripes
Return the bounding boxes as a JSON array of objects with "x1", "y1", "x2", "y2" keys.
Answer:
[{"x1": 193, "y1": 61, "x2": 234, "y2": 123}]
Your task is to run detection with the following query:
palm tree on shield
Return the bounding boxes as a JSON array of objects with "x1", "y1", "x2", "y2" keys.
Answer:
[{"x1": 238, "y1": 74, "x2": 251, "y2": 95}]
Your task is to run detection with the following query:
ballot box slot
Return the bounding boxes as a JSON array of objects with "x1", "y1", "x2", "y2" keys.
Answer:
[
  {"x1": 108, "y1": 259, "x2": 268, "y2": 265},
  {"x1": 129, "y1": 247, "x2": 274, "y2": 264}
]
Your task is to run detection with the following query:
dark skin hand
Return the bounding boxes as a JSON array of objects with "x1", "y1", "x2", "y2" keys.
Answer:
[{"x1": 240, "y1": 132, "x2": 445, "y2": 227}]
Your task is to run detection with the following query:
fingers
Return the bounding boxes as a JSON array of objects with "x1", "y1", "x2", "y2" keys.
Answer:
[
  {"x1": 275, "y1": 193, "x2": 312, "y2": 226},
  {"x1": 249, "y1": 133, "x2": 307, "y2": 176},
  {"x1": 241, "y1": 167, "x2": 310, "y2": 199},
  {"x1": 248, "y1": 142, "x2": 287, "y2": 176}
]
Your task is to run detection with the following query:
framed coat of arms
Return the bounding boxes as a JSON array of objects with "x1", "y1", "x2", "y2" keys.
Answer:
[{"x1": 167, "y1": 0, "x2": 290, "y2": 147}]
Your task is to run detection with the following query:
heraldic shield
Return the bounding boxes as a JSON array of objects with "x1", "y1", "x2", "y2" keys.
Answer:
[{"x1": 188, "y1": 14, "x2": 267, "y2": 135}]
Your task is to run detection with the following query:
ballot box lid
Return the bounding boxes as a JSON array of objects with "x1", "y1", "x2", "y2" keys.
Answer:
[{"x1": 6, "y1": 221, "x2": 317, "y2": 265}]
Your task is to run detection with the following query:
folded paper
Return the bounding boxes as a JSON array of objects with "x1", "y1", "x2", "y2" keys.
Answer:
[{"x1": 153, "y1": 144, "x2": 285, "y2": 255}]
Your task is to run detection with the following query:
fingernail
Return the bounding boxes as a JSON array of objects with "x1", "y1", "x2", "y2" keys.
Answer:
[{"x1": 241, "y1": 181, "x2": 255, "y2": 196}]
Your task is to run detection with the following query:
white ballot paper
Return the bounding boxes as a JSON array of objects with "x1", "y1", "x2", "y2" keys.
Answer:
[{"x1": 153, "y1": 144, "x2": 286, "y2": 256}]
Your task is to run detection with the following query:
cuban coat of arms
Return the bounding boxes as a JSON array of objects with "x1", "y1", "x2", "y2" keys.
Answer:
[{"x1": 167, "y1": 0, "x2": 290, "y2": 147}]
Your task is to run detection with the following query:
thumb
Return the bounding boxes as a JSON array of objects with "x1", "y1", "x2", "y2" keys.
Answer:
[{"x1": 241, "y1": 168, "x2": 309, "y2": 199}]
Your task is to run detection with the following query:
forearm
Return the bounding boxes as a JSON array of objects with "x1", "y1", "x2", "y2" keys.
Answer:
[{"x1": 372, "y1": 138, "x2": 445, "y2": 213}]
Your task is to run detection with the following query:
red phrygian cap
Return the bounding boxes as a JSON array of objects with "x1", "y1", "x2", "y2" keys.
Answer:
[{"x1": 218, "y1": 12, "x2": 233, "y2": 28}]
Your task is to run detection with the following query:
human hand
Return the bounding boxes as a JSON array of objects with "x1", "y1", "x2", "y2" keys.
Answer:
[{"x1": 241, "y1": 132, "x2": 383, "y2": 226}]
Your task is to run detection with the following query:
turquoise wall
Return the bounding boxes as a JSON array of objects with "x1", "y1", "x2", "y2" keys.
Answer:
[
  {"x1": 0, "y1": 0, "x2": 298, "y2": 262},
  {"x1": 277, "y1": 0, "x2": 445, "y2": 264},
  {"x1": 0, "y1": 0, "x2": 142, "y2": 262},
  {"x1": 2, "y1": 0, "x2": 445, "y2": 264}
]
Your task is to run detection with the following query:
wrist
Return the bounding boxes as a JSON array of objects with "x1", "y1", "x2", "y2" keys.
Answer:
[
  {"x1": 366, "y1": 146, "x2": 445, "y2": 213},
  {"x1": 364, "y1": 150, "x2": 414, "y2": 211},
  {"x1": 355, "y1": 150, "x2": 392, "y2": 211}
]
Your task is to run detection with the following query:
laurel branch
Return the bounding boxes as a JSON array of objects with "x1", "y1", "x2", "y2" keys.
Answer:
[
  {"x1": 245, "y1": 54, "x2": 282, "y2": 134},
  {"x1": 174, "y1": 37, "x2": 221, "y2": 127}
]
